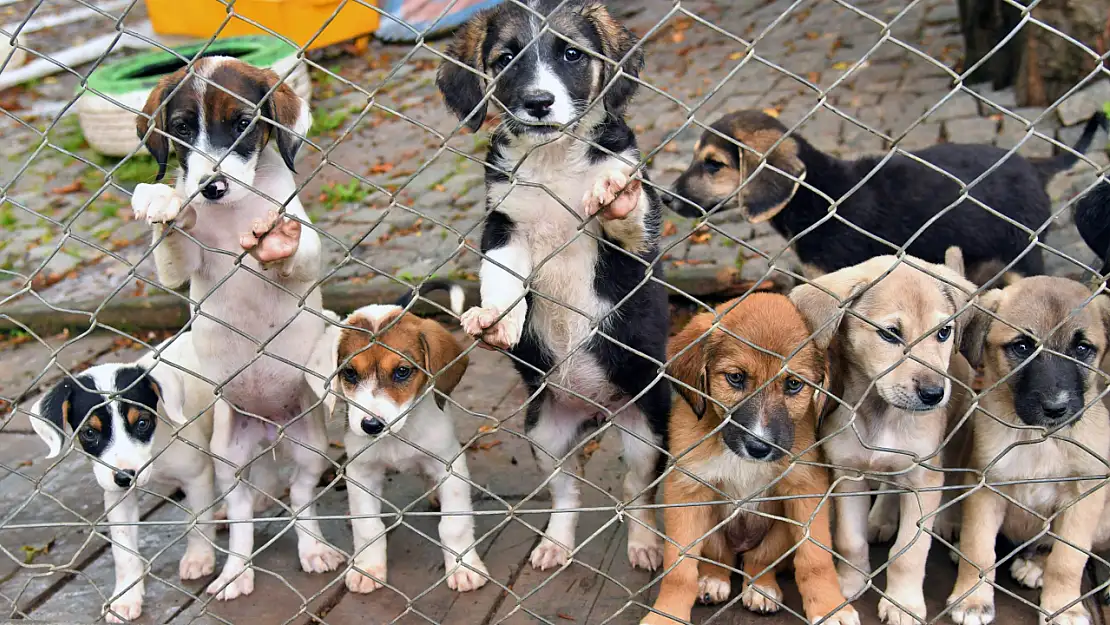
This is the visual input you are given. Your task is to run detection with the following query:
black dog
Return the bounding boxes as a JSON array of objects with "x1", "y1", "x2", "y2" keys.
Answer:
[
  {"x1": 1075, "y1": 179, "x2": 1110, "y2": 275},
  {"x1": 666, "y1": 109, "x2": 1107, "y2": 284}
]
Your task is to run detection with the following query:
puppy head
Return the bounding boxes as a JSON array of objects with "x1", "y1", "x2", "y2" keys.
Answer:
[
  {"x1": 334, "y1": 305, "x2": 468, "y2": 438},
  {"x1": 29, "y1": 363, "x2": 185, "y2": 492},
  {"x1": 790, "y1": 254, "x2": 976, "y2": 413},
  {"x1": 136, "y1": 56, "x2": 311, "y2": 203},
  {"x1": 961, "y1": 276, "x2": 1110, "y2": 428},
  {"x1": 667, "y1": 293, "x2": 825, "y2": 462},
  {"x1": 437, "y1": 0, "x2": 643, "y2": 137},
  {"x1": 668, "y1": 110, "x2": 806, "y2": 221}
]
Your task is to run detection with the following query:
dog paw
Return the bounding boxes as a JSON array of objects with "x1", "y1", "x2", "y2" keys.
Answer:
[
  {"x1": 837, "y1": 563, "x2": 870, "y2": 600},
  {"x1": 698, "y1": 575, "x2": 731, "y2": 604},
  {"x1": 820, "y1": 605, "x2": 862, "y2": 625},
  {"x1": 206, "y1": 566, "x2": 255, "y2": 601},
  {"x1": 530, "y1": 538, "x2": 570, "y2": 571},
  {"x1": 239, "y1": 210, "x2": 302, "y2": 266},
  {"x1": 132, "y1": 183, "x2": 183, "y2": 225},
  {"x1": 947, "y1": 591, "x2": 995, "y2": 625},
  {"x1": 460, "y1": 306, "x2": 523, "y2": 350},
  {"x1": 627, "y1": 533, "x2": 663, "y2": 571},
  {"x1": 105, "y1": 588, "x2": 143, "y2": 623},
  {"x1": 179, "y1": 543, "x2": 216, "y2": 580},
  {"x1": 298, "y1": 538, "x2": 345, "y2": 574},
  {"x1": 1010, "y1": 555, "x2": 1044, "y2": 589},
  {"x1": 583, "y1": 168, "x2": 642, "y2": 221},
  {"x1": 1041, "y1": 606, "x2": 1091, "y2": 625},
  {"x1": 878, "y1": 595, "x2": 927, "y2": 625},
  {"x1": 446, "y1": 559, "x2": 489, "y2": 592},
  {"x1": 741, "y1": 582, "x2": 783, "y2": 614},
  {"x1": 867, "y1": 515, "x2": 897, "y2": 544},
  {"x1": 345, "y1": 564, "x2": 386, "y2": 594}
]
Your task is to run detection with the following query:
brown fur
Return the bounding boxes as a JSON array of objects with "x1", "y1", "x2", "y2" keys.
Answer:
[
  {"x1": 126, "y1": 407, "x2": 142, "y2": 426},
  {"x1": 88, "y1": 414, "x2": 102, "y2": 431}
]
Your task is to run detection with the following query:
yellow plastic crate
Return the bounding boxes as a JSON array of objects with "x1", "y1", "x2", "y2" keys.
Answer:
[{"x1": 145, "y1": 0, "x2": 380, "y2": 50}]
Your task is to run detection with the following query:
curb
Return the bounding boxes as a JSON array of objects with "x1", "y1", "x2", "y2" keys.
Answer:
[{"x1": 0, "y1": 267, "x2": 790, "y2": 335}]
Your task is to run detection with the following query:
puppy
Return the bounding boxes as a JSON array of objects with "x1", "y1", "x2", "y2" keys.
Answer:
[
  {"x1": 29, "y1": 333, "x2": 216, "y2": 623},
  {"x1": 332, "y1": 281, "x2": 489, "y2": 594},
  {"x1": 643, "y1": 293, "x2": 857, "y2": 625},
  {"x1": 1074, "y1": 179, "x2": 1110, "y2": 275},
  {"x1": 947, "y1": 276, "x2": 1110, "y2": 625},
  {"x1": 131, "y1": 57, "x2": 343, "y2": 600},
  {"x1": 665, "y1": 109, "x2": 1107, "y2": 283},
  {"x1": 437, "y1": 0, "x2": 671, "y2": 570},
  {"x1": 789, "y1": 251, "x2": 976, "y2": 625}
]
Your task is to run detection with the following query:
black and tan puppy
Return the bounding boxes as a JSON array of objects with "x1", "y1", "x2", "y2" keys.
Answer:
[
  {"x1": 665, "y1": 109, "x2": 1107, "y2": 283},
  {"x1": 947, "y1": 276, "x2": 1110, "y2": 625},
  {"x1": 642, "y1": 294, "x2": 856, "y2": 625}
]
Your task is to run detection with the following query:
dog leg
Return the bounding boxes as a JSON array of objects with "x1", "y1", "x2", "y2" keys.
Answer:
[
  {"x1": 285, "y1": 408, "x2": 345, "y2": 575},
  {"x1": 526, "y1": 399, "x2": 585, "y2": 571},
  {"x1": 207, "y1": 404, "x2": 262, "y2": 600},
  {"x1": 785, "y1": 477, "x2": 860, "y2": 625},
  {"x1": 878, "y1": 472, "x2": 942, "y2": 625},
  {"x1": 641, "y1": 473, "x2": 717, "y2": 625},
  {"x1": 868, "y1": 486, "x2": 899, "y2": 544},
  {"x1": 1038, "y1": 485, "x2": 1106, "y2": 625},
  {"x1": 696, "y1": 530, "x2": 733, "y2": 605},
  {"x1": 582, "y1": 164, "x2": 651, "y2": 255},
  {"x1": 179, "y1": 461, "x2": 217, "y2": 581},
  {"x1": 946, "y1": 486, "x2": 1007, "y2": 625},
  {"x1": 104, "y1": 489, "x2": 144, "y2": 623},
  {"x1": 1010, "y1": 547, "x2": 1048, "y2": 589},
  {"x1": 238, "y1": 207, "x2": 319, "y2": 281},
  {"x1": 344, "y1": 455, "x2": 388, "y2": 594},
  {"x1": 463, "y1": 239, "x2": 531, "y2": 350},
  {"x1": 833, "y1": 474, "x2": 872, "y2": 599},
  {"x1": 427, "y1": 451, "x2": 489, "y2": 592},
  {"x1": 617, "y1": 408, "x2": 664, "y2": 571},
  {"x1": 131, "y1": 183, "x2": 199, "y2": 289},
  {"x1": 741, "y1": 520, "x2": 789, "y2": 615}
]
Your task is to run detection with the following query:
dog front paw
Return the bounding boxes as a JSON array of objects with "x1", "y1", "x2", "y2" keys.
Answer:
[
  {"x1": 345, "y1": 564, "x2": 387, "y2": 593},
  {"x1": 239, "y1": 210, "x2": 302, "y2": 267},
  {"x1": 878, "y1": 594, "x2": 927, "y2": 625},
  {"x1": 698, "y1": 574, "x2": 731, "y2": 604},
  {"x1": 530, "y1": 538, "x2": 570, "y2": 571},
  {"x1": 132, "y1": 183, "x2": 184, "y2": 225},
  {"x1": 1010, "y1": 555, "x2": 1044, "y2": 589},
  {"x1": 947, "y1": 589, "x2": 996, "y2": 625},
  {"x1": 206, "y1": 565, "x2": 254, "y2": 600},
  {"x1": 626, "y1": 529, "x2": 663, "y2": 571},
  {"x1": 179, "y1": 542, "x2": 216, "y2": 580},
  {"x1": 446, "y1": 558, "x2": 489, "y2": 592},
  {"x1": 298, "y1": 537, "x2": 345, "y2": 574},
  {"x1": 460, "y1": 306, "x2": 523, "y2": 350},
  {"x1": 821, "y1": 605, "x2": 861, "y2": 625},
  {"x1": 105, "y1": 586, "x2": 144, "y2": 623},
  {"x1": 741, "y1": 581, "x2": 783, "y2": 614},
  {"x1": 837, "y1": 562, "x2": 871, "y2": 599},
  {"x1": 1042, "y1": 605, "x2": 1092, "y2": 625},
  {"x1": 583, "y1": 168, "x2": 642, "y2": 221}
]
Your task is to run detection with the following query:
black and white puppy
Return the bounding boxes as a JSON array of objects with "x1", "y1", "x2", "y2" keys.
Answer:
[
  {"x1": 29, "y1": 334, "x2": 216, "y2": 623},
  {"x1": 437, "y1": 0, "x2": 671, "y2": 571}
]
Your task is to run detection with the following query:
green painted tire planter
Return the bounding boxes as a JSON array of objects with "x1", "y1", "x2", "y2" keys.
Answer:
[{"x1": 77, "y1": 36, "x2": 311, "y2": 157}]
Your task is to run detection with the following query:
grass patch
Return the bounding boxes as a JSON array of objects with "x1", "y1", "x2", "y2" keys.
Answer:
[
  {"x1": 0, "y1": 205, "x2": 17, "y2": 228},
  {"x1": 321, "y1": 179, "x2": 368, "y2": 209},
  {"x1": 311, "y1": 106, "x2": 358, "y2": 136}
]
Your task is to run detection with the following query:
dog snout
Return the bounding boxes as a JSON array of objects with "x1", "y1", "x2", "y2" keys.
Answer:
[
  {"x1": 521, "y1": 90, "x2": 555, "y2": 119},
  {"x1": 201, "y1": 175, "x2": 230, "y2": 201},
  {"x1": 113, "y1": 469, "x2": 137, "y2": 488},
  {"x1": 1039, "y1": 392, "x2": 1071, "y2": 421},
  {"x1": 742, "y1": 435, "x2": 774, "y2": 460},
  {"x1": 360, "y1": 417, "x2": 387, "y2": 436},
  {"x1": 915, "y1": 382, "x2": 946, "y2": 407}
]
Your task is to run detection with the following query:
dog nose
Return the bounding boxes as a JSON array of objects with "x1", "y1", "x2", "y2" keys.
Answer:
[
  {"x1": 113, "y1": 469, "x2": 137, "y2": 488},
  {"x1": 1041, "y1": 398, "x2": 1070, "y2": 421},
  {"x1": 361, "y1": 417, "x2": 386, "y2": 436},
  {"x1": 522, "y1": 91, "x2": 555, "y2": 118},
  {"x1": 916, "y1": 384, "x2": 945, "y2": 407},
  {"x1": 201, "y1": 175, "x2": 229, "y2": 201},
  {"x1": 743, "y1": 436, "x2": 774, "y2": 460}
]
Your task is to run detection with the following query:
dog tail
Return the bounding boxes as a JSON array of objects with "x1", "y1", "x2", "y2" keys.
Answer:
[
  {"x1": 1030, "y1": 111, "x2": 1108, "y2": 186},
  {"x1": 395, "y1": 279, "x2": 467, "y2": 316}
]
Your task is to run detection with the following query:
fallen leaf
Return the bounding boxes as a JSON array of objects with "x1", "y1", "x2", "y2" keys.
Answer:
[
  {"x1": 51, "y1": 180, "x2": 84, "y2": 195},
  {"x1": 329, "y1": 440, "x2": 345, "y2": 449},
  {"x1": 476, "y1": 440, "x2": 502, "y2": 451},
  {"x1": 807, "y1": 71, "x2": 820, "y2": 83},
  {"x1": 581, "y1": 439, "x2": 601, "y2": 460},
  {"x1": 804, "y1": 31, "x2": 819, "y2": 40},
  {"x1": 832, "y1": 61, "x2": 851, "y2": 71},
  {"x1": 728, "y1": 51, "x2": 743, "y2": 60},
  {"x1": 557, "y1": 614, "x2": 576, "y2": 622},
  {"x1": 671, "y1": 31, "x2": 685, "y2": 44},
  {"x1": 690, "y1": 226, "x2": 712, "y2": 244},
  {"x1": 18, "y1": 460, "x2": 32, "y2": 467},
  {"x1": 662, "y1": 221, "x2": 678, "y2": 237},
  {"x1": 762, "y1": 107, "x2": 780, "y2": 118},
  {"x1": 478, "y1": 425, "x2": 497, "y2": 434},
  {"x1": 369, "y1": 161, "x2": 394, "y2": 175}
]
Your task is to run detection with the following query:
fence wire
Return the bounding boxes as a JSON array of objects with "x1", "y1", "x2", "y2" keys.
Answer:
[{"x1": 2, "y1": 0, "x2": 1110, "y2": 624}]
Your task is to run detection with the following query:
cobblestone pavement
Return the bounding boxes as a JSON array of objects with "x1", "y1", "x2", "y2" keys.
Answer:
[{"x1": 0, "y1": 0, "x2": 1107, "y2": 324}]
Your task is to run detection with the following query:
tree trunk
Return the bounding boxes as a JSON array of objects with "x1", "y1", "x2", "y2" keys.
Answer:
[{"x1": 958, "y1": 0, "x2": 1110, "y2": 106}]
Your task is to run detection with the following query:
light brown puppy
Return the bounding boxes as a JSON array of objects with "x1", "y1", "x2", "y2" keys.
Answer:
[
  {"x1": 790, "y1": 251, "x2": 976, "y2": 625},
  {"x1": 642, "y1": 293, "x2": 857, "y2": 625},
  {"x1": 947, "y1": 276, "x2": 1110, "y2": 625}
]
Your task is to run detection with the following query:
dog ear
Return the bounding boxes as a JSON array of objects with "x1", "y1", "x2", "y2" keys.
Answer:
[
  {"x1": 944, "y1": 246, "x2": 966, "y2": 277},
  {"x1": 262, "y1": 70, "x2": 311, "y2": 173},
  {"x1": 667, "y1": 312, "x2": 716, "y2": 419},
  {"x1": 136, "y1": 75, "x2": 177, "y2": 181},
  {"x1": 29, "y1": 378, "x2": 75, "y2": 459},
  {"x1": 582, "y1": 2, "x2": 643, "y2": 116},
  {"x1": 960, "y1": 289, "x2": 1003, "y2": 369},
  {"x1": 727, "y1": 121, "x2": 806, "y2": 223},
  {"x1": 145, "y1": 363, "x2": 187, "y2": 424},
  {"x1": 789, "y1": 261, "x2": 884, "y2": 352},
  {"x1": 437, "y1": 11, "x2": 492, "y2": 132},
  {"x1": 419, "y1": 320, "x2": 469, "y2": 409}
]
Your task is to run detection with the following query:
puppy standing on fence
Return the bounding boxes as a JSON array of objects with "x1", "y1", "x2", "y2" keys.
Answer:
[
  {"x1": 437, "y1": 0, "x2": 672, "y2": 570},
  {"x1": 130, "y1": 57, "x2": 344, "y2": 600}
]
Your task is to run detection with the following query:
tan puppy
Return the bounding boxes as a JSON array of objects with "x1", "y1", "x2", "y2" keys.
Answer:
[
  {"x1": 790, "y1": 251, "x2": 976, "y2": 625},
  {"x1": 947, "y1": 276, "x2": 1110, "y2": 625},
  {"x1": 642, "y1": 293, "x2": 857, "y2": 625}
]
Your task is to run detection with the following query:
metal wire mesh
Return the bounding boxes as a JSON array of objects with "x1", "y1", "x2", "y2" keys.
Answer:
[{"x1": 2, "y1": 0, "x2": 1110, "y2": 623}]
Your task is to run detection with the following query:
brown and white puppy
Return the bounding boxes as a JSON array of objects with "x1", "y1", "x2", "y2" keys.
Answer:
[
  {"x1": 642, "y1": 293, "x2": 857, "y2": 625},
  {"x1": 790, "y1": 251, "x2": 976, "y2": 625},
  {"x1": 333, "y1": 282, "x2": 489, "y2": 595},
  {"x1": 947, "y1": 276, "x2": 1110, "y2": 625}
]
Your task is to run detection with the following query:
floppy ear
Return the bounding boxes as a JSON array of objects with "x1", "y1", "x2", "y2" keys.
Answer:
[
  {"x1": 29, "y1": 378, "x2": 75, "y2": 459},
  {"x1": 146, "y1": 364, "x2": 186, "y2": 424},
  {"x1": 263, "y1": 70, "x2": 311, "y2": 173},
  {"x1": 419, "y1": 320, "x2": 469, "y2": 409},
  {"x1": 136, "y1": 75, "x2": 177, "y2": 181},
  {"x1": 789, "y1": 259, "x2": 888, "y2": 351},
  {"x1": 735, "y1": 132, "x2": 806, "y2": 224},
  {"x1": 960, "y1": 289, "x2": 1003, "y2": 369},
  {"x1": 667, "y1": 312, "x2": 716, "y2": 419},
  {"x1": 437, "y1": 11, "x2": 492, "y2": 132},
  {"x1": 582, "y1": 2, "x2": 643, "y2": 116}
]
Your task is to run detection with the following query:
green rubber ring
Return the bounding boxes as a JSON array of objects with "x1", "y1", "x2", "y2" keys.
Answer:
[{"x1": 85, "y1": 36, "x2": 298, "y2": 96}]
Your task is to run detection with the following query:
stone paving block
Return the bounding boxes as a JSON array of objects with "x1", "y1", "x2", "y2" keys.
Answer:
[
  {"x1": 894, "y1": 122, "x2": 942, "y2": 151},
  {"x1": 1057, "y1": 80, "x2": 1110, "y2": 127},
  {"x1": 945, "y1": 117, "x2": 999, "y2": 145},
  {"x1": 927, "y1": 92, "x2": 981, "y2": 122}
]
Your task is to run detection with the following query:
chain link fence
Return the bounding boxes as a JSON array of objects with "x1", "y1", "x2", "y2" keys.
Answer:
[{"x1": 2, "y1": 0, "x2": 1110, "y2": 623}]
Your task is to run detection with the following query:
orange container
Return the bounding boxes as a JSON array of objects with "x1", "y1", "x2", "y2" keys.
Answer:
[{"x1": 145, "y1": 0, "x2": 380, "y2": 50}]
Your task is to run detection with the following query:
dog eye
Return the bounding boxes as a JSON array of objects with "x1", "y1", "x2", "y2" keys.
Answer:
[
  {"x1": 171, "y1": 120, "x2": 193, "y2": 139},
  {"x1": 563, "y1": 47, "x2": 583, "y2": 63},
  {"x1": 703, "y1": 159, "x2": 725, "y2": 174},
  {"x1": 492, "y1": 51, "x2": 515, "y2": 71},
  {"x1": 724, "y1": 371, "x2": 746, "y2": 389},
  {"x1": 1075, "y1": 341, "x2": 1096, "y2": 359},
  {"x1": 936, "y1": 324, "x2": 953, "y2": 342},
  {"x1": 1009, "y1": 337, "x2": 1035, "y2": 357},
  {"x1": 340, "y1": 367, "x2": 360, "y2": 385},
  {"x1": 133, "y1": 415, "x2": 153, "y2": 434},
  {"x1": 234, "y1": 118, "x2": 253, "y2": 134},
  {"x1": 79, "y1": 428, "x2": 99, "y2": 444},
  {"x1": 393, "y1": 366, "x2": 413, "y2": 382},
  {"x1": 784, "y1": 377, "x2": 804, "y2": 395},
  {"x1": 878, "y1": 326, "x2": 902, "y2": 344}
]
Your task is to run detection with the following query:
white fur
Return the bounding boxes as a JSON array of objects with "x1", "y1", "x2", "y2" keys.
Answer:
[{"x1": 519, "y1": 62, "x2": 574, "y2": 126}]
